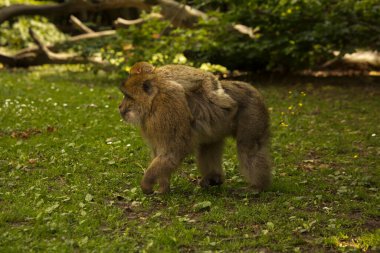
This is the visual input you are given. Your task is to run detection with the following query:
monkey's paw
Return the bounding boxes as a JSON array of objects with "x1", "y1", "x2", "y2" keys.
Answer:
[
  {"x1": 200, "y1": 175, "x2": 224, "y2": 188},
  {"x1": 140, "y1": 180, "x2": 154, "y2": 195}
]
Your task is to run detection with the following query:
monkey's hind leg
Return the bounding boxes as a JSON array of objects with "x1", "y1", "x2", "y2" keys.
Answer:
[
  {"x1": 141, "y1": 154, "x2": 180, "y2": 194},
  {"x1": 196, "y1": 140, "x2": 225, "y2": 188}
]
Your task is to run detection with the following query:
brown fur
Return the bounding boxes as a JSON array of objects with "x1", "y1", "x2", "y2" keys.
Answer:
[
  {"x1": 119, "y1": 71, "x2": 271, "y2": 194},
  {"x1": 130, "y1": 62, "x2": 236, "y2": 109},
  {"x1": 129, "y1": 62, "x2": 155, "y2": 75}
]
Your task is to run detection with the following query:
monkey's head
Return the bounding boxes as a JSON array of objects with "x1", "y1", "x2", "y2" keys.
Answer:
[
  {"x1": 119, "y1": 73, "x2": 158, "y2": 125},
  {"x1": 129, "y1": 62, "x2": 155, "y2": 76}
]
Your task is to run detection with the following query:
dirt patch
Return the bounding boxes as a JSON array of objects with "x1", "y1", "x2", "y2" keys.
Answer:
[
  {"x1": 296, "y1": 150, "x2": 341, "y2": 172},
  {"x1": 10, "y1": 128, "x2": 42, "y2": 139},
  {"x1": 363, "y1": 217, "x2": 380, "y2": 231},
  {"x1": 114, "y1": 200, "x2": 149, "y2": 220},
  {"x1": 5, "y1": 126, "x2": 58, "y2": 139}
]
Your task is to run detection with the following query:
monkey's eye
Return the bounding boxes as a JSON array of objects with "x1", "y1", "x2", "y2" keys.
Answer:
[
  {"x1": 142, "y1": 80, "x2": 153, "y2": 95},
  {"x1": 124, "y1": 93, "x2": 134, "y2": 100},
  {"x1": 119, "y1": 89, "x2": 133, "y2": 99},
  {"x1": 119, "y1": 85, "x2": 134, "y2": 100}
]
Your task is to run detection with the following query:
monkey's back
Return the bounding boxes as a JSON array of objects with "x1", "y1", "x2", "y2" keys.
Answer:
[
  {"x1": 156, "y1": 65, "x2": 215, "y2": 87},
  {"x1": 185, "y1": 80, "x2": 269, "y2": 144}
]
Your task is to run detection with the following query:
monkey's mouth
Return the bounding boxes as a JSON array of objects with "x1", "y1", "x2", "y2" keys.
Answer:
[
  {"x1": 119, "y1": 108, "x2": 128, "y2": 117},
  {"x1": 120, "y1": 110, "x2": 139, "y2": 125}
]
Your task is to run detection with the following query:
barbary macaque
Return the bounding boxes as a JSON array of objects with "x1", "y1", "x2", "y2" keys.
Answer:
[
  {"x1": 129, "y1": 62, "x2": 236, "y2": 109},
  {"x1": 119, "y1": 66, "x2": 271, "y2": 194}
]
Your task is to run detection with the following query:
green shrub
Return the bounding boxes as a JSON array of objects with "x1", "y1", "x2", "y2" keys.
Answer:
[
  {"x1": 120, "y1": 0, "x2": 380, "y2": 71},
  {"x1": 0, "y1": 16, "x2": 66, "y2": 49}
]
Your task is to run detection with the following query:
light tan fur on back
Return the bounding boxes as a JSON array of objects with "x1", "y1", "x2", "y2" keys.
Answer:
[{"x1": 130, "y1": 62, "x2": 236, "y2": 109}]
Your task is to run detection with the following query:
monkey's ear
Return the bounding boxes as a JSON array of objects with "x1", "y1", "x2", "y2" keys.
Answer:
[
  {"x1": 142, "y1": 80, "x2": 153, "y2": 95},
  {"x1": 135, "y1": 67, "x2": 142, "y2": 74},
  {"x1": 129, "y1": 67, "x2": 141, "y2": 75}
]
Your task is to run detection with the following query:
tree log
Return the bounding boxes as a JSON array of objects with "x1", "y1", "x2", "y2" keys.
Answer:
[
  {"x1": 0, "y1": 0, "x2": 207, "y2": 28},
  {"x1": 0, "y1": 0, "x2": 151, "y2": 24},
  {"x1": 0, "y1": 0, "x2": 254, "y2": 34},
  {"x1": 0, "y1": 0, "x2": 91, "y2": 24}
]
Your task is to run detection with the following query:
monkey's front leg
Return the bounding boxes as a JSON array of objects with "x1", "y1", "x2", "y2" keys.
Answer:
[{"x1": 141, "y1": 155, "x2": 179, "y2": 194}]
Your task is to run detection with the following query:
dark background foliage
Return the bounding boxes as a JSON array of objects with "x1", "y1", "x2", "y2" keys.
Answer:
[{"x1": 0, "y1": 0, "x2": 379, "y2": 71}]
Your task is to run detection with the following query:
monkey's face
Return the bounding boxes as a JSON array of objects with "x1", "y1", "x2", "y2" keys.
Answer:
[
  {"x1": 118, "y1": 75, "x2": 157, "y2": 125},
  {"x1": 118, "y1": 95, "x2": 140, "y2": 124}
]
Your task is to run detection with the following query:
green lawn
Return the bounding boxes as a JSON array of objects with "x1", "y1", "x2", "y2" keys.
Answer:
[{"x1": 0, "y1": 66, "x2": 379, "y2": 252}]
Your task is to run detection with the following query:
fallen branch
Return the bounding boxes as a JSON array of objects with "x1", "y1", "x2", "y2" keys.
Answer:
[
  {"x1": 70, "y1": 15, "x2": 94, "y2": 33},
  {"x1": 319, "y1": 51, "x2": 380, "y2": 71},
  {"x1": 157, "y1": 0, "x2": 207, "y2": 28},
  {"x1": 114, "y1": 13, "x2": 163, "y2": 28},
  {"x1": 114, "y1": 17, "x2": 145, "y2": 27},
  {"x1": 68, "y1": 30, "x2": 116, "y2": 42},
  {"x1": 30, "y1": 28, "x2": 109, "y2": 66},
  {"x1": 0, "y1": 29, "x2": 112, "y2": 68},
  {"x1": 28, "y1": 29, "x2": 76, "y2": 62},
  {"x1": 1, "y1": 28, "x2": 116, "y2": 65},
  {"x1": 233, "y1": 24, "x2": 260, "y2": 39}
]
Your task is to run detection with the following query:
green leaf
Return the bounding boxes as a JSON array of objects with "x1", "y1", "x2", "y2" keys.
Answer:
[
  {"x1": 267, "y1": 221, "x2": 275, "y2": 230},
  {"x1": 45, "y1": 202, "x2": 59, "y2": 214},
  {"x1": 85, "y1": 193, "x2": 93, "y2": 202},
  {"x1": 79, "y1": 236, "x2": 88, "y2": 246},
  {"x1": 193, "y1": 201, "x2": 212, "y2": 212}
]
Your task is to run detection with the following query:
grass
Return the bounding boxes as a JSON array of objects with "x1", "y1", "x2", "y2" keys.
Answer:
[{"x1": 0, "y1": 66, "x2": 379, "y2": 252}]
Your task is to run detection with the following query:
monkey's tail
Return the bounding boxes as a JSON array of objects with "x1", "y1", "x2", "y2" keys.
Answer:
[{"x1": 237, "y1": 136, "x2": 272, "y2": 190}]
